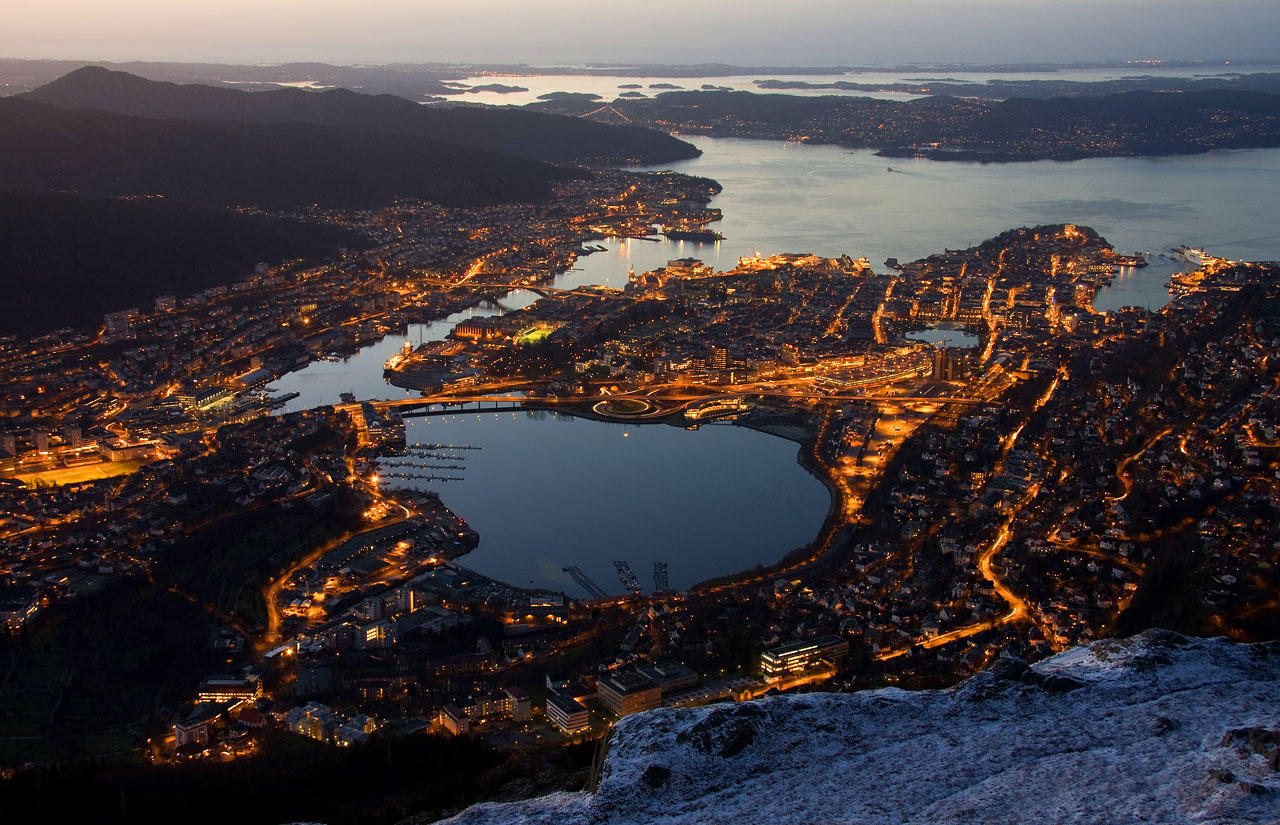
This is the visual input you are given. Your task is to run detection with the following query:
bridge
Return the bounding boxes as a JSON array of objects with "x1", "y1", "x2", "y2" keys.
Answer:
[
  {"x1": 353, "y1": 386, "x2": 993, "y2": 422},
  {"x1": 747, "y1": 390, "x2": 994, "y2": 407},
  {"x1": 579, "y1": 104, "x2": 633, "y2": 123},
  {"x1": 610, "y1": 387, "x2": 994, "y2": 409},
  {"x1": 418, "y1": 276, "x2": 581, "y2": 299},
  {"x1": 349, "y1": 396, "x2": 562, "y2": 419}
]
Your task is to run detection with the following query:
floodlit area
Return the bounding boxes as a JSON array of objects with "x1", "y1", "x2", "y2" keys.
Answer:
[{"x1": 10, "y1": 459, "x2": 148, "y2": 488}]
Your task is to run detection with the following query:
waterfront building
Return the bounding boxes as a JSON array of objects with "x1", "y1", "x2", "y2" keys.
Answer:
[
  {"x1": 233, "y1": 367, "x2": 275, "y2": 389},
  {"x1": 454, "y1": 319, "x2": 506, "y2": 341},
  {"x1": 174, "y1": 386, "x2": 233, "y2": 412},
  {"x1": 359, "y1": 402, "x2": 406, "y2": 449},
  {"x1": 318, "y1": 519, "x2": 423, "y2": 573}
]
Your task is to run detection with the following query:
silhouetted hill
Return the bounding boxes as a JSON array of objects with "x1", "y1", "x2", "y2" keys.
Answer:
[
  {"x1": 0, "y1": 97, "x2": 569, "y2": 210},
  {"x1": 0, "y1": 190, "x2": 370, "y2": 336},
  {"x1": 754, "y1": 72, "x2": 1280, "y2": 99},
  {"x1": 980, "y1": 88, "x2": 1280, "y2": 135},
  {"x1": 538, "y1": 87, "x2": 1280, "y2": 161},
  {"x1": 24, "y1": 66, "x2": 700, "y2": 165}
]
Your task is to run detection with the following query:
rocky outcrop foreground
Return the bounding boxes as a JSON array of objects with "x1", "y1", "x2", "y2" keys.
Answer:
[{"x1": 438, "y1": 631, "x2": 1280, "y2": 824}]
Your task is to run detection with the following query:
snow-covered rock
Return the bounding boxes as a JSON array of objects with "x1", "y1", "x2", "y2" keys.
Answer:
[{"x1": 438, "y1": 631, "x2": 1280, "y2": 825}]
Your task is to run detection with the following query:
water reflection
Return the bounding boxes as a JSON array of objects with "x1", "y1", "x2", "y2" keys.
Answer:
[
  {"x1": 906, "y1": 326, "x2": 980, "y2": 347},
  {"x1": 391, "y1": 412, "x2": 828, "y2": 596},
  {"x1": 445, "y1": 63, "x2": 1272, "y2": 107}
]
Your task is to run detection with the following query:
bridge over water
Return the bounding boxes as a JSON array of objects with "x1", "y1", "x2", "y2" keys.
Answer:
[
  {"x1": 418, "y1": 277, "x2": 583, "y2": 299},
  {"x1": 346, "y1": 387, "x2": 994, "y2": 423},
  {"x1": 338, "y1": 395, "x2": 560, "y2": 419}
]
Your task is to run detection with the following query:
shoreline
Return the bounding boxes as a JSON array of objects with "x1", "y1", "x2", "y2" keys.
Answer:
[
  {"x1": 387, "y1": 401, "x2": 841, "y2": 599},
  {"x1": 689, "y1": 414, "x2": 849, "y2": 593}
]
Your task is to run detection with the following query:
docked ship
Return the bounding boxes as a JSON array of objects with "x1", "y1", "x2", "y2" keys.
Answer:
[
  {"x1": 382, "y1": 342, "x2": 414, "y2": 376},
  {"x1": 1109, "y1": 252, "x2": 1148, "y2": 268},
  {"x1": 663, "y1": 227, "x2": 724, "y2": 243},
  {"x1": 1173, "y1": 246, "x2": 1220, "y2": 267}
]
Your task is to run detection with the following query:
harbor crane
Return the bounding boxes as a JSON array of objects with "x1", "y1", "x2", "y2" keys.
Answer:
[
  {"x1": 563, "y1": 566, "x2": 608, "y2": 600},
  {"x1": 652, "y1": 562, "x2": 669, "y2": 593},
  {"x1": 614, "y1": 561, "x2": 643, "y2": 595}
]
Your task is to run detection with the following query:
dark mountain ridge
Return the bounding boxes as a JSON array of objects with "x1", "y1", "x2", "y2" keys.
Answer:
[
  {"x1": 0, "y1": 190, "x2": 370, "y2": 336},
  {"x1": 23, "y1": 66, "x2": 700, "y2": 165},
  {"x1": 0, "y1": 96, "x2": 570, "y2": 210},
  {"x1": 536, "y1": 87, "x2": 1280, "y2": 161}
]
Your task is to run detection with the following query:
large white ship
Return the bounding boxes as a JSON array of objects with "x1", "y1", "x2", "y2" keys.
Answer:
[
  {"x1": 382, "y1": 342, "x2": 413, "y2": 374},
  {"x1": 1174, "y1": 245, "x2": 1222, "y2": 267}
]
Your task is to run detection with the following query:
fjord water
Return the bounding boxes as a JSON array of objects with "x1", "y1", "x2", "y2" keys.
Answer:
[
  {"x1": 270, "y1": 137, "x2": 1280, "y2": 594},
  {"x1": 447, "y1": 63, "x2": 1271, "y2": 107},
  {"x1": 573, "y1": 139, "x2": 1280, "y2": 313},
  {"x1": 275, "y1": 138, "x2": 1280, "y2": 407}
]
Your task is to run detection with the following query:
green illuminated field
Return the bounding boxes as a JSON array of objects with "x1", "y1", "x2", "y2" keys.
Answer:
[{"x1": 516, "y1": 323, "x2": 559, "y2": 345}]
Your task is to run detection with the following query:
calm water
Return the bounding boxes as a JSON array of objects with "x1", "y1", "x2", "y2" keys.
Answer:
[
  {"x1": 571, "y1": 139, "x2": 1280, "y2": 313},
  {"x1": 269, "y1": 137, "x2": 1280, "y2": 592},
  {"x1": 907, "y1": 326, "x2": 980, "y2": 347},
  {"x1": 270, "y1": 304, "x2": 530, "y2": 411},
  {"x1": 445, "y1": 72, "x2": 925, "y2": 106},
  {"x1": 447, "y1": 63, "x2": 1274, "y2": 107},
  {"x1": 390, "y1": 412, "x2": 827, "y2": 595}
]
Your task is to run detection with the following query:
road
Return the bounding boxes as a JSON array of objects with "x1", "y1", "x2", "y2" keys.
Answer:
[
  {"x1": 877, "y1": 480, "x2": 1046, "y2": 660},
  {"x1": 918, "y1": 516, "x2": 1027, "y2": 651},
  {"x1": 258, "y1": 500, "x2": 412, "y2": 651},
  {"x1": 1107, "y1": 427, "x2": 1173, "y2": 503}
]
